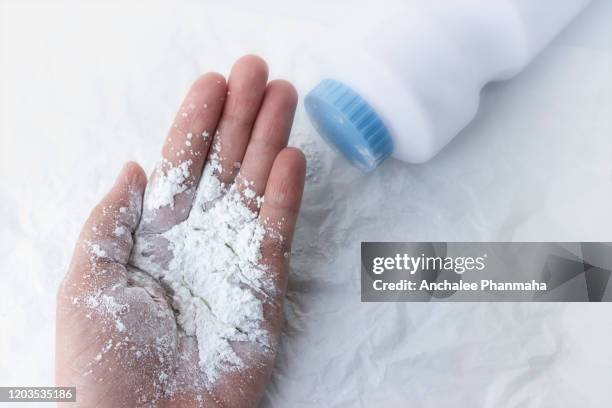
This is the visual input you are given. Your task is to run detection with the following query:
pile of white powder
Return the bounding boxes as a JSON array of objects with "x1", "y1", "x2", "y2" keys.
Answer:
[{"x1": 131, "y1": 143, "x2": 271, "y2": 384}]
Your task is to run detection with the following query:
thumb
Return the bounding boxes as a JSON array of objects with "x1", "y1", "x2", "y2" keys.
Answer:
[{"x1": 64, "y1": 162, "x2": 147, "y2": 290}]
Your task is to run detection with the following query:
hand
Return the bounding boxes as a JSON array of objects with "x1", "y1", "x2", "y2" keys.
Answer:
[{"x1": 56, "y1": 55, "x2": 306, "y2": 407}]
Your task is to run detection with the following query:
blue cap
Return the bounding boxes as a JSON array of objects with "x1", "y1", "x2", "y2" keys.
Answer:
[{"x1": 305, "y1": 79, "x2": 393, "y2": 172}]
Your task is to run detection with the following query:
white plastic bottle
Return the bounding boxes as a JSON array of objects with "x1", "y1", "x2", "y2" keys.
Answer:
[{"x1": 305, "y1": 0, "x2": 592, "y2": 171}]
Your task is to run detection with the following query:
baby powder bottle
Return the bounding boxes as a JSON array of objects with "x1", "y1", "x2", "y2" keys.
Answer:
[{"x1": 304, "y1": 0, "x2": 592, "y2": 171}]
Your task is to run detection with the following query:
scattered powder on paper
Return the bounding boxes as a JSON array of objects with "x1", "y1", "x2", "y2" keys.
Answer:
[{"x1": 294, "y1": 138, "x2": 321, "y2": 182}]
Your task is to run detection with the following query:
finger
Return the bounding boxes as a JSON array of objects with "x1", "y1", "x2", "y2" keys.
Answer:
[
  {"x1": 258, "y1": 148, "x2": 306, "y2": 297},
  {"x1": 236, "y1": 80, "x2": 298, "y2": 211},
  {"x1": 64, "y1": 162, "x2": 147, "y2": 290},
  {"x1": 141, "y1": 73, "x2": 227, "y2": 232},
  {"x1": 211, "y1": 55, "x2": 269, "y2": 184}
]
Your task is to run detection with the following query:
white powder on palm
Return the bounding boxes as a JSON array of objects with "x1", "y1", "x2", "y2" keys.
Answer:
[
  {"x1": 132, "y1": 147, "x2": 270, "y2": 383},
  {"x1": 146, "y1": 160, "x2": 192, "y2": 210}
]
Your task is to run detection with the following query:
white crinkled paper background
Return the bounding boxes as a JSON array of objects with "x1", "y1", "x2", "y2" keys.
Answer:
[{"x1": 1, "y1": 0, "x2": 611, "y2": 406}]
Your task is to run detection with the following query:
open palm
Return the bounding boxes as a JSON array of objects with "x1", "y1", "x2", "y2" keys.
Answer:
[{"x1": 56, "y1": 56, "x2": 305, "y2": 407}]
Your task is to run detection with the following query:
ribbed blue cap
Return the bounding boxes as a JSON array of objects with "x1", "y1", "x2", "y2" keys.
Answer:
[{"x1": 305, "y1": 79, "x2": 393, "y2": 172}]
